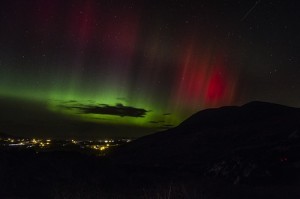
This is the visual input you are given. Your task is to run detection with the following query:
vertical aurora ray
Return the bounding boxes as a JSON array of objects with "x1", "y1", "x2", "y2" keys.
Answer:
[
  {"x1": 0, "y1": 0, "x2": 242, "y2": 137},
  {"x1": 171, "y1": 37, "x2": 238, "y2": 118}
]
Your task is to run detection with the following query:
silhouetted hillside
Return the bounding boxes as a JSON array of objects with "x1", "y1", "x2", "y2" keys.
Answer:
[
  {"x1": 110, "y1": 101, "x2": 300, "y2": 185},
  {"x1": 2, "y1": 101, "x2": 300, "y2": 198}
]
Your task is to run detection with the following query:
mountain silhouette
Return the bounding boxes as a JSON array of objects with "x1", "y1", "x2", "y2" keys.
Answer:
[{"x1": 110, "y1": 101, "x2": 300, "y2": 184}]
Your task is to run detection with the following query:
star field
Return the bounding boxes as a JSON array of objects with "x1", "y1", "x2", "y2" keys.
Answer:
[{"x1": 0, "y1": 0, "x2": 299, "y2": 138}]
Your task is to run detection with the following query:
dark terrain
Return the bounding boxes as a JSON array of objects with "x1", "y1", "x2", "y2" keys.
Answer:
[{"x1": 1, "y1": 101, "x2": 300, "y2": 198}]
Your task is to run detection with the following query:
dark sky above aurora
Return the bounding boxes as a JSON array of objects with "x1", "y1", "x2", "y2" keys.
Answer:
[{"x1": 0, "y1": 0, "x2": 299, "y2": 139}]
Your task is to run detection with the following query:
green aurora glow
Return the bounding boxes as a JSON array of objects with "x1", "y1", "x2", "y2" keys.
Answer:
[{"x1": 0, "y1": 0, "x2": 299, "y2": 138}]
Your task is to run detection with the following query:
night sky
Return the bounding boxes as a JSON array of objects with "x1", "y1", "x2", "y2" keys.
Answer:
[{"x1": 0, "y1": 0, "x2": 299, "y2": 139}]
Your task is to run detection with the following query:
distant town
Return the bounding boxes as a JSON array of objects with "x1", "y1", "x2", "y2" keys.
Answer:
[{"x1": 0, "y1": 135, "x2": 132, "y2": 155}]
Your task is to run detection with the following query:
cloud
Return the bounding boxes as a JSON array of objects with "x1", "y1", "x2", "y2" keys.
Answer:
[
  {"x1": 62, "y1": 103, "x2": 148, "y2": 118},
  {"x1": 149, "y1": 120, "x2": 165, "y2": 124},
  {"x1": 159, "y1": 124, "x2": 174, "y2": 129},
  {"x1": 0, "y1": 97, "x2": 155, "y2": 139},
  {"x1": 149, "y1": 121, "x2": 161, "y2": 124},
  {"x1": 66, "y1": 100, "x2": 78, "y2": 103}
]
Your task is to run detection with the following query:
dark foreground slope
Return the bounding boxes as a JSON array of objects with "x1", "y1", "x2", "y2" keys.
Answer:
[
  {"x1": 111, "y1": 101, "x2": 300, "y2": 184},
  {"x1": 2, "y1": 101, "x2": 300, "y2": 198}
]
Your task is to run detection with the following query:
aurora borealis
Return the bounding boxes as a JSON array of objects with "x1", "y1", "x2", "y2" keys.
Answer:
[{"x1": 0, "y1": 0, "x2": 299, "y2": 138}]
